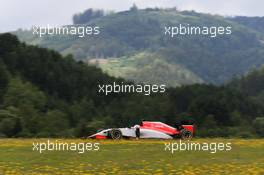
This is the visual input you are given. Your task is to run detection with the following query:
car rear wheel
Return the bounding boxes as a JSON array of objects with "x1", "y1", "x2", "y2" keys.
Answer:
[
  {"x1": 181, "y1": 129, "x2": 193, "y2": 140},
  {"x1": 110, "y1": 129, "x2": 122, "y2": 139}
]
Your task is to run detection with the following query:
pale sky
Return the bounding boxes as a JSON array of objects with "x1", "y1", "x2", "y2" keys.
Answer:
[{"x1": 1, "y1": 0, "x2": 264, "y2": 32}]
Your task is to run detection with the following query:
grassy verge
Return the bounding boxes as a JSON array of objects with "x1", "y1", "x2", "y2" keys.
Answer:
[{"x1": 0, "y1": 138, "x2": 263, "y2": 175}]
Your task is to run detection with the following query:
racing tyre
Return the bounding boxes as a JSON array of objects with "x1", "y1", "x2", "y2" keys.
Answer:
[
  {"x1": 180, "y1": 129, "x2": 193, "y2": 140},
  {"x1": 110, "y1": 129, "x2": 122, "y2": 139}
]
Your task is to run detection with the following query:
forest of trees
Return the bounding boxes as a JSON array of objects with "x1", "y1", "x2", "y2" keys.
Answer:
[
  {"x1": 0, "y1": 33, "x2": 264, "y2": 138},
  {"x1": 231, "y1": 16, "x2": 264, "y2": 33},
  {"x1": 73, "y1": 8, "x2": 105, "y2": 24}
]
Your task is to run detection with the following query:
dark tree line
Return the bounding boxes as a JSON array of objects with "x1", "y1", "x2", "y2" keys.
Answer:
[
  {"x1": 0, "y1": 33, "x2": 264, "y2": 138},
  {"x1": 73, "y1": 9, "x2": 105, "y2": 24}
]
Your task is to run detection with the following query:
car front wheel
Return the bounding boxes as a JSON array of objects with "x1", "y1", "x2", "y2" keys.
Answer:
[{"x1": 110, "y1": 129, "x2": 122, "y2": 139}]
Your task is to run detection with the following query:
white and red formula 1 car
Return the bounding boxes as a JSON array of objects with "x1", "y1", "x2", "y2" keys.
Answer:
[{"x1": 89, "y1": 121, "x2": 195, "y2": 140}]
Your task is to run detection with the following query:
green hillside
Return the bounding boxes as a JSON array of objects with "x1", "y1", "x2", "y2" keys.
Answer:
[
  {"x1": 98, "y1": 52, "x2": 203, "y2": 87},
  {"x1": 15, "y1": 8, "x2": 264, "y2": 85},
  {"x1": 230, "y1": 16, "x2": 264, "y2": 34}
]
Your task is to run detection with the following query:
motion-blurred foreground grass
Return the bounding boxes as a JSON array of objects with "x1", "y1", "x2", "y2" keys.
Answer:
[{"x1": 0, "y1": 138, "x2": 263, "y2": 175}]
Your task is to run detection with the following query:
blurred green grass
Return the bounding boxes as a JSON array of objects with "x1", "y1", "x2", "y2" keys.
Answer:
[{"x1": 0, "y1": 138, "x2": 263, "y2": 175}]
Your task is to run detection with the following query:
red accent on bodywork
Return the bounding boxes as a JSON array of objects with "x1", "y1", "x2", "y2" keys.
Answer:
[
  {"x1": 141, "y1": 121, "x2": 178, "y2": 135},
  {"x1": 95, "y1": 135, "x2": 107, "y2": 139},
  {"x1": 182, "y1": 125, "x2": 194, "y2": 134},
  {"x1": 141, "y1": 121, "x2": 194, "y2": 135}
]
